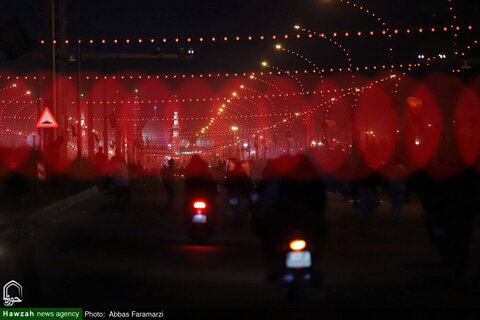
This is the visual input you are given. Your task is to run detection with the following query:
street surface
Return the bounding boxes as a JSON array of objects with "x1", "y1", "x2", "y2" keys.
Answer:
[{"x1": 1, "y1": 180, "x2": 480, "y2": 311}]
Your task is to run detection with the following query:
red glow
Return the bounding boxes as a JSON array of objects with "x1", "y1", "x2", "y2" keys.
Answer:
[
  {"x1": 456, "y1": 87, "x2": 480, "y2": 166},
  {"x1": 309, "y1": 75, "x2": 350, "y2": 174},
  {"x1": 404, "y1": 83, "x2": 442, "y2": 170},
  {"x1": 355, "y1": 84, "x2": 398, "y2": 170}
]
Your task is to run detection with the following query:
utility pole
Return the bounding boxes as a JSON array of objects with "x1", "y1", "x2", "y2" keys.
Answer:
[
  {"x1": 50, "y1": 0, "x2": 57, "y2": 140},
  {"x1": 76, "y1": 43, "x2": 82, "y2": 160},
  {"x1": 87, "y1": 87, "x2": 93, "y2": 159},
  {"x1": 102, "y1": 77, "x2": 108, "y2": 160}
]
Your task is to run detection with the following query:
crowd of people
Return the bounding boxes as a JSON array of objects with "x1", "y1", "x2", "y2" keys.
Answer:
[{"x1": 88, "y1": 146, "x2": 480, "y2": 278}]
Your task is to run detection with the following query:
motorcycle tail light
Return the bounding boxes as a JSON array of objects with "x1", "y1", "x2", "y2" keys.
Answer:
[
  {"x1": 193, "y1": 201, "x2": 207, "y2": 209},
  {"x1": 289, "y1": 239, "x2": 306, "y2": 251}
]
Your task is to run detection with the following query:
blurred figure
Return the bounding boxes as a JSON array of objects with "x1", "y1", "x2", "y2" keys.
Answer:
[
  {"x1": 135, "y1": 160, "x2": 146, "y2": 186},
  {"x1": 253, "y1": 153, "x2": 327, "y2": 285},
  {"x1": 356, "y1": 171, "x2": 381, "y2": 222},
  {"x1": 225, "y1": 161, "x2": 253, "y2": 200},
  {"x1": 385, "y1": 162, "x2": 408, "y2": 224},
  {"x1": 108, "y1": 150, "x2": 130, "y2": 214},
  {"x1": 160, "y1": 159, "x2": 175, "y2": 209},
  {"x1": 224, "y1": 161, "x2": 253, "y2": 227},
  {"x1": 415, "y1": 154, "x2": 480, "y2": 277},
  {"x1": 184, "y1": 154, "x2": 218, "y2": 224},
  {"x1": 213, "y1": 160, "x2": 226, "y2": 185},
  {"x1": 92, "y1": 146, "x2": 108, "y2": 192}
]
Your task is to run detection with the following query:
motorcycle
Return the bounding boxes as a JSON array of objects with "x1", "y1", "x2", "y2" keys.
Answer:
[
  {"x1": 273, "y1": 232, "x2": 323, "y2": 302},
  {"x1": 186, "y1": 198, "x2": 215, "y2": 242}
]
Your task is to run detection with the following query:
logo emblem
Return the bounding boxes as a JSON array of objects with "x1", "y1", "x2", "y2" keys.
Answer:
[{"x1": 3, "y1": 280, "x2": 22, "y2": 306}]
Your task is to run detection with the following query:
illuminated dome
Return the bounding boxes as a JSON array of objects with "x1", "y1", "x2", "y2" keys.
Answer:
[
  {"x1": 142, "y1": 116, "x2": 170, "y2": 147},
  {"x1": 195, "y1": 136, "x2": 214, "y2": 148},
  {"x1": 179, "y1": 139, "x2": 190, "y2": 148}
]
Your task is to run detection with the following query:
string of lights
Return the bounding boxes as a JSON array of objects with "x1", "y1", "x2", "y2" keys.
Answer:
[
  {"x1": 35, "y1": 24, "x2": 475, "y2": 46},
  {"x1": 0, "y1": 83, "x2": 18, "y2": 94},
  {"x1": 1, "y1": 74, "x2": 401, "y2": 147},
  {"x1": 209, "y1": 72, "x2": 409, "y2": 152},
  {"x1": 250, "y1": 72, "x2": 290, "y2": 135},
  {"x1": 199, "y1": 74, "x2": 399, "y2": 152},
  {"x1": 12, "y1": 100, "x2": 36, "y2": 128},
  {"x1": 292, "y1": 26, "x2": 358, "y2": 117},
  {"x1": 265, "y1": 61, "x2": 312, "y2": 137},
  {"x1": 338, "y1": 0, "x2": 395, "y2": 57},
  {"x1": 0, "y1": 92, "x2": 32, "y2": 135},
  {"x1": 24, "y1": 110, "x2": 38, "y2": 134},
  {"x1": 83, "y1": 70, "x2": 398, "y2": 108},
  {"x1": 207, "y1": 99, "x2": 260, "y2": 135},
  {"x1": 0, "y1": 61, "x2": 428, "y2": 81},
  {"x1": 339, "y1": 0, "x2": 388, "y2": 28},
  {"x1": 1, "y1": 72, "x2": 401, "y2": 130},
  {"x1": 448, "y1": 0, "x2": 460, "y2": 61},
  {"x1": 240, "y1": 85, "x2": 278, "y2": 116}
]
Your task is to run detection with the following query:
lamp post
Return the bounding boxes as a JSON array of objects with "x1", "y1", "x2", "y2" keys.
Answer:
[
  {"x1": 231, "y1": 126, "x2": 239, "y2": 159},
  {"x1": 68, "y1": 43, "x2": 83, "y2": 160},
  {"x1": 67, "y1": 43, "x2": 82, "y2": 160}
]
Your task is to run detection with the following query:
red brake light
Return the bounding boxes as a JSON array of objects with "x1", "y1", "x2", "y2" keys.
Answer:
[{"x1": 193, "y1": 201, "x2": 207, "y2": 209}]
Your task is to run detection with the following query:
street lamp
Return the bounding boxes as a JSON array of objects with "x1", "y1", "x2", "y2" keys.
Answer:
[
  {"x1": 66, "y1": 43, "x2": 82, "y2": 160},
  {"x1": 231, "y1": 126, "x2": 239, "y2": 159}
]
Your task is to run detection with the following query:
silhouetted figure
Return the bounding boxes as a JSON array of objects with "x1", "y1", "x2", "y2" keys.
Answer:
[
  {"x1": 135, "y1": 160, "x2": 146, "y2": 186},
  {"x1": 224, "y1": 161, "x2": 253, "y2": 227},
  {"x1": 253, "y1": 154, "x2": 327, "y2": 283},
  {"x1": 93, "y1": 146, "x2": 108, "y2": 192},
  {"x1": 160, "y1": 159, "x2": 175, "y2": 209},
  {"x1": 108, "y1": 150, "x2": 130, "y2": 214},
  {"x1": 416, "y1": 165, "x2": 480, "y2": 276},
  {"x1": 213, "y1": 160, "x2": 227, "y2": 185},
  {"x1": 356, "y1": 171, "x2": 381, "y2": 222},
  {"x1": 184, "y1": 154, "x2": 217, "y2": 223},
  {"x1": 225, "y1": 161, "x2": 253, "y2": 199},
  {"x1": 384, "y1": 162, "x2": 408, "y2": 224}
]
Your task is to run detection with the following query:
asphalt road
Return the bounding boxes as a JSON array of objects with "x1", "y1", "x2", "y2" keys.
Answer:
[{"x1": 1, "y1": 181, "x2": 480, "y2": 313}]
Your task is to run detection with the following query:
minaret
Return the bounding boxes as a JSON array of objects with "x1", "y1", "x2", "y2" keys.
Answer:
[
  {"x1": 172, "y1": 110, "x2": 180, "y2": 156},
  {"x1": 132, "y1": 89, "x2": 141, "y2": 163}
]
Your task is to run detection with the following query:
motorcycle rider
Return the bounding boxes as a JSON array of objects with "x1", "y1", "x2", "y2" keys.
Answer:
[
  {"x1": 253, "y1": 153, "x2": 327, "y2": 285},
  {"x1": 184, "y1": 154, "x2": 218, "y2": 224},
  {"x1": 224, "y1": 161, "x2": 254, "y2": 226}
]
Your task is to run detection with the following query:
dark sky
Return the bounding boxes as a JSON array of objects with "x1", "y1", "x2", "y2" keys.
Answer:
[{"x1": 1, "y1": 0, "x2": 479, "y2": 73}]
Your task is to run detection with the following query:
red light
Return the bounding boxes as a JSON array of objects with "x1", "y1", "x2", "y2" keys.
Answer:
[{"x1": 193, "y1": 201, "x2": 207, "y2": 209}]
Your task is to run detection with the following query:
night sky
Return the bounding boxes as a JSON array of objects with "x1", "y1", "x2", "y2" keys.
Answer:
[{"x1": 1, "y1": 0, "x2": 479, "y2": 73}]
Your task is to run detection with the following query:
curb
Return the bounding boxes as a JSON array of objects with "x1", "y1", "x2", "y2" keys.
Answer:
[{"x1": 0, "y1": 187, "x2": 98, "y2": 245}]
